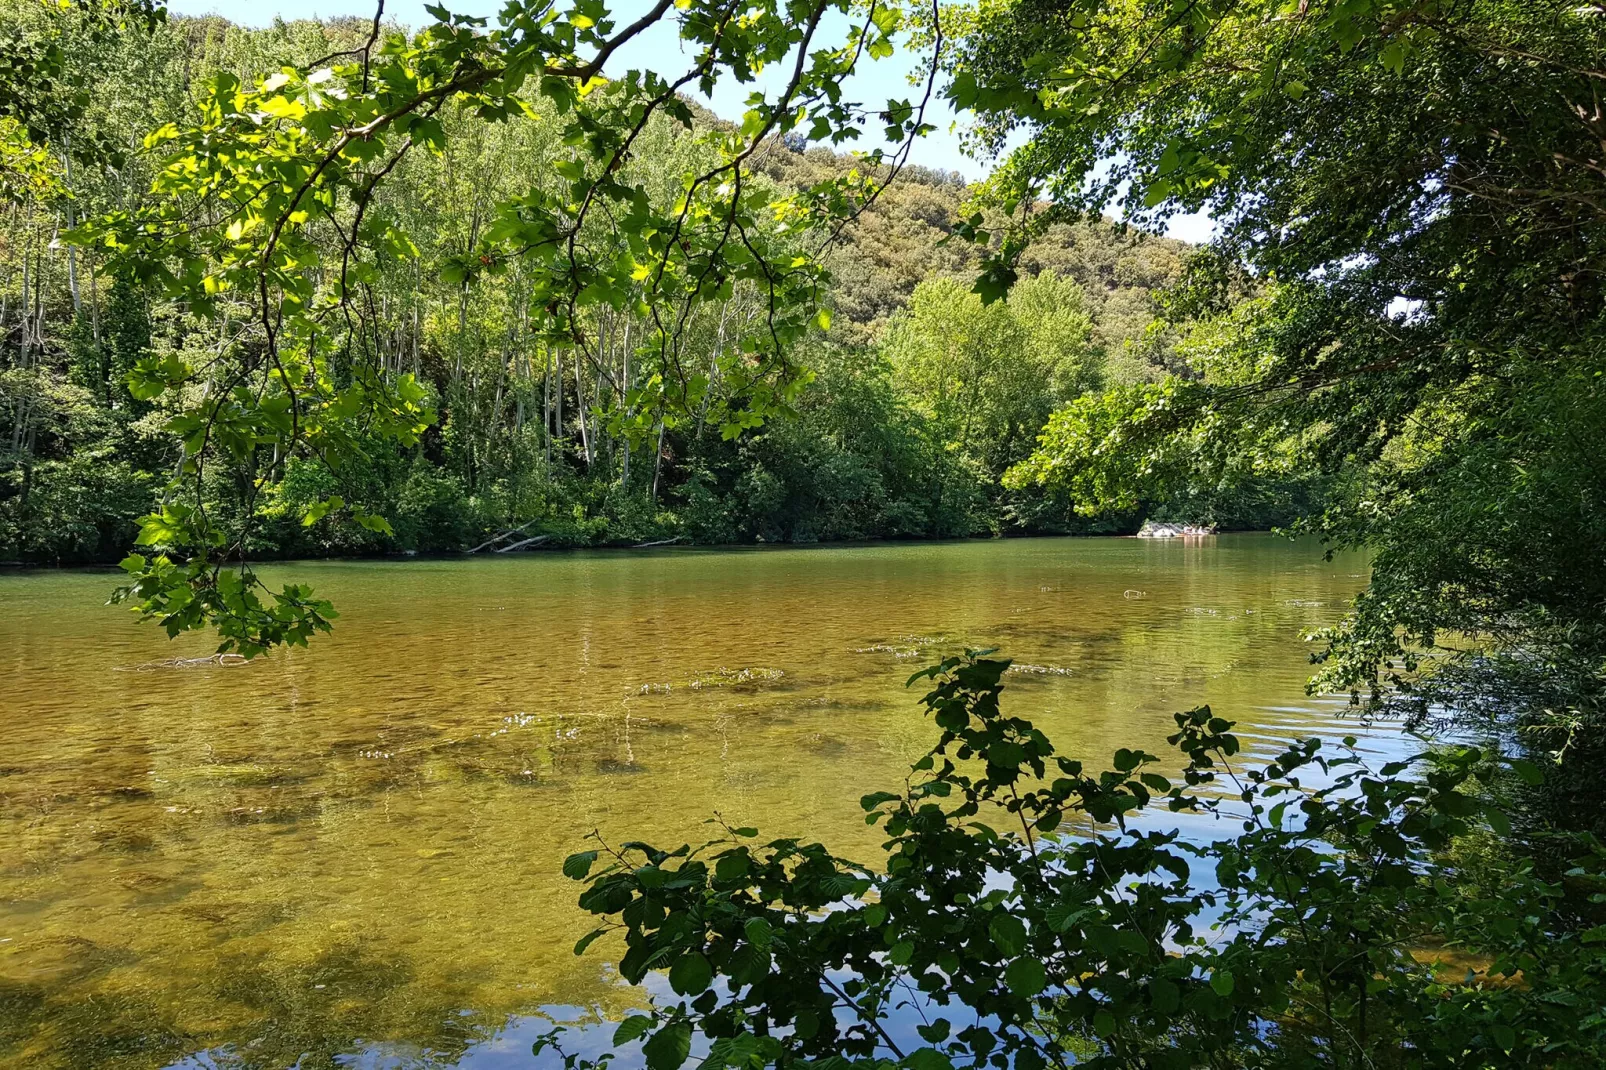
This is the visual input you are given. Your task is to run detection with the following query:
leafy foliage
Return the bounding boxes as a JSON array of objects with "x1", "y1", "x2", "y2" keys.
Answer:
[
  {"x1": 3, "y1": 6, "x2": 1240, "y2": 592},
  {"x1": 46, "y1": 0, "x2": 940, "y2": 651},
  {"x1": 561, "y1": 653, "x2": 1606, "y2": 1068},
  {"x1": 0, "y1": 0, "x2": 163, "y2": 183},
  {"x1": 961, "y1": 0, "x2": 1606, "y2": 818}
]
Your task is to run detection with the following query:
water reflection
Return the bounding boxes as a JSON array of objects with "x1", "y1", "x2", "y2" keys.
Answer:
[{"x1": 1, "y1": 536, "x2": 1380, "y2": 1068}]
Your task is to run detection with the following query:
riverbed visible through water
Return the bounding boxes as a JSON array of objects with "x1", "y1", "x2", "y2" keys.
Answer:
[{"x1": 1, "y1": 535, "x2": 1380, "y2": 1069}]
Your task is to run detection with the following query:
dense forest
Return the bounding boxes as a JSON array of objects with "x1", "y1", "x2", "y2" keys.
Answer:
[
  {"x1": 4, "y1": 0, "x2": 1606, "y2": 1066},
  {"x1": 0, "y1": 10, "x2": 1310, "y2": 566}
]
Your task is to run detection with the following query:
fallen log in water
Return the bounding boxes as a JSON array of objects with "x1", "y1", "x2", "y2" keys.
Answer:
[
  {"x1": 632, "y1": 537, "x2": 684, "y2": 549},
  {"x1": 497, "y1": 535, "x2": 553, "y2": 553},
  {"x1": 466, "y1": 520, "x2": 541, "y2": 554},
  {"x1": 117, "y1": 653, "x2": 252, "y2": 672}
]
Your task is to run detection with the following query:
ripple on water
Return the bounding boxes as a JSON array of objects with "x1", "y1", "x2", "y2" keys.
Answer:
[{"x1": 0, "y1": 534, "x2": 1377, "y2": 1069}]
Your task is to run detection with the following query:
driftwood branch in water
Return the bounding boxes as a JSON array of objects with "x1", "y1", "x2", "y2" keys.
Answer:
[
  {"x1": 467, "y1": 519, "x2": 540, "y2": 554},
  {"x1": 632, "y1": 537, "x2": 683, "y2": 549},
  {"x1": 497, "y1": 535, "x2": 553, "y2": 553},
  {"x1": 117, "y1": 653, "x2": 251, "y2": 672}
]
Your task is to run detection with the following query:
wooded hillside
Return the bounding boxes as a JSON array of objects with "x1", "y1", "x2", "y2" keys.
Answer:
[{"x1": 0, "y1": 10, "x2": 1294, "y2": 564}]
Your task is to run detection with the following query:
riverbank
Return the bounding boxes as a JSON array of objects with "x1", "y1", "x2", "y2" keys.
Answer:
[{"x1": 0, "y1": 522, "x2": 1286, "y2": 572}]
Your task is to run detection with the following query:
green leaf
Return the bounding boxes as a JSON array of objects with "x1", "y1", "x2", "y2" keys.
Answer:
[
  {"x1": 903, "y1": 1049, "x2": 953, "y2": 1070},
  {"x1": 301, "y1": 495, "x2": 344, "y2": 527},
  {"x1": 715, "y1": 851, "x2": 750, "y2": 881},
  {"x1": 989, "y1": 913, "x2": 1028, "y2": 957},
  {"x1": 1508, "y1": 758, "x2": 1545, "y2": 786},
  {"x1": 613, "y1": 1014, "x2": 654, "y2": 1045},
  {"x1": 1483, "y1": 802, "x2": 1511, "y2": 836},
  {"x1": 562, "y1": 850, "x2": 598, "y2": 880},
  {"x1": 1210, "y1": 969, "x2": 1235, "y2": 997},
  {"x1": 744, "y1": 916, "x2": 773, "y2": 950},
  {"x1": 1045, "y1": 900, "x2": 1089, "y2": 932},
  {"x1": 1004, "y1": 957, "x2": 1046, "y2": 997},
  {"x1": 861, "y1": 791, "x2": 899, "y2": 811},
  {"x1": 352, "y1": 510, "x2": 394, "y2": 536},
  {"x1": 669, "y1": 951, "x2": 713, "y2": 995},
  {"x1": 729, "y1": 942, "x2": 771, "y2": 986},
  {"x1": 972, "y1": 259, "x2": 1017, "y2": 304},
  {"x1": 135, "y1": 510, "x2": 185, "y2": 547},
  {"x1": 643, "y1": 1022, "x2": 692, "y2": 1070},
  {"x1": 988, "y1": 740, "x2": 1026, "y2": 768},
  {"x1": 573, "y1": 926, "x2": 608, "y2": 955},
  {"x1": 1380, "y1": 40, "x2": 1407, "y2": 74}
]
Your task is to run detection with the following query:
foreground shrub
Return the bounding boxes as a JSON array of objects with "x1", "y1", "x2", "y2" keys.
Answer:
[{"x1": 555, "y1": 654, "x2": 1606, "y2": 1069}]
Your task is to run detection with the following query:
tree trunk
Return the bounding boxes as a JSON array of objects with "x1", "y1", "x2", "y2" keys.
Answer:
[
  {"x1": 63, "y1": 150, "x2": 80, "y2": 315},
  {"x1": 651, "y1": 418, "x2": 667, "y2": 503},
  {"x1": 574, "y1": 346, "x2": 591, "y2": 466}
]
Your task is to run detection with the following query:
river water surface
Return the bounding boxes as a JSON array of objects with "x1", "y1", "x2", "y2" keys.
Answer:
[{"x1": 1, "y1": 535, "x2": 1376, "y2": 1069}]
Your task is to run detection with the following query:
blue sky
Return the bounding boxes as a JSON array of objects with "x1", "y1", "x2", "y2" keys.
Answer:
[{"x1": 164, "y1": 0, "x2": 1216, "y2": 242}]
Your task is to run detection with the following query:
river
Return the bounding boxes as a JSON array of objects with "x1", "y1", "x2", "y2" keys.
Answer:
[{"x1": 0, "y1": 534, "x2": 1378, "y2": 1069}]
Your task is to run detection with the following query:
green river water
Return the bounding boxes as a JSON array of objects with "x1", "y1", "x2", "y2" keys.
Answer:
[{"x1": 0, "y1": 535, "x2": 1378, "y2": 1069}]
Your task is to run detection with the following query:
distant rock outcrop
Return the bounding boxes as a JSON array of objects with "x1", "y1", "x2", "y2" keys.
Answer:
[{"x1": 1137, "y1": 520, "x2": 1219, "y2": 539}]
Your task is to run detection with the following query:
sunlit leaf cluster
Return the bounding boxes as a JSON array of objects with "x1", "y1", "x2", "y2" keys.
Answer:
[{"x1": 63, "y1": 0, "x2": 940, "y2": 652}]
